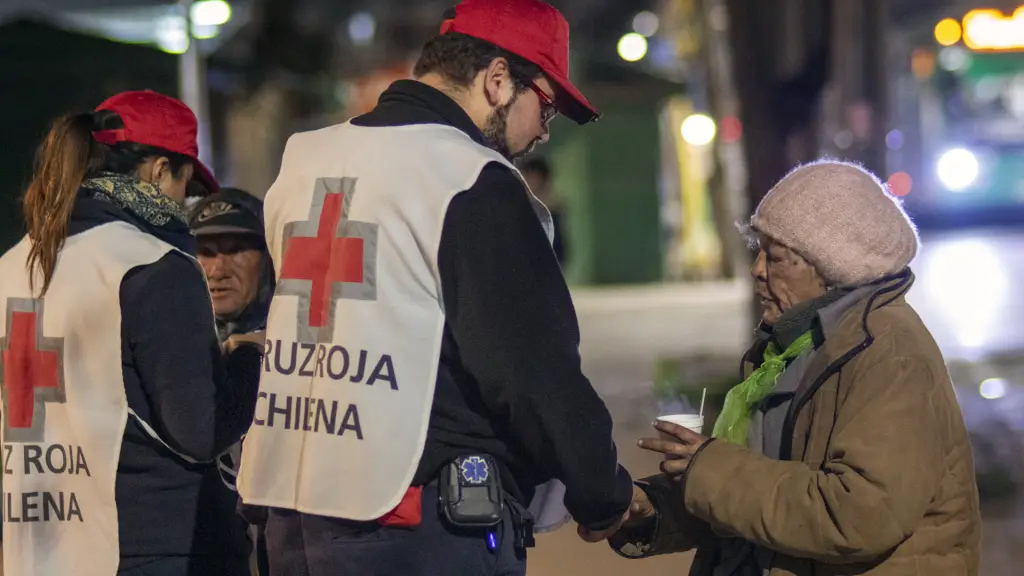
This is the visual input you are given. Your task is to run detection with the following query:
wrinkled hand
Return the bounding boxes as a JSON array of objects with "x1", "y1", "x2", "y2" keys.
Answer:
[
  {"x1": 224, "y1": 330, "x2": 266, "y2": 355},
  {"x1": 638, "y1": 421, "x2": 712, "y2": 478},
  {"x1": 577, "y1": 485, "x2": 655, "y2": 543}
]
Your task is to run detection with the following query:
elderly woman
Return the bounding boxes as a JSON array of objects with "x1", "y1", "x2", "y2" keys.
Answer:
[{"x1": 601, "y1": 161, "x2": 982, "y2": 575}]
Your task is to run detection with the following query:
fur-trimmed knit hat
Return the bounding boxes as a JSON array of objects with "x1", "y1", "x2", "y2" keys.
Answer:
[{"x1": 750, "y1": 160, "x2": 919, "y2": 286}]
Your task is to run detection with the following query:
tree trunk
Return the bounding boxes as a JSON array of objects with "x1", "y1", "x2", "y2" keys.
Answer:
[
  {"x1": 725, "y1": 0, "x2": 832, "y2": 209},
  {"x1": 723, "y1": 0, "x2": 831, "y2": 322},
  {"x1": 724, "y1": 0, "x2": 789, "y2": 209}
]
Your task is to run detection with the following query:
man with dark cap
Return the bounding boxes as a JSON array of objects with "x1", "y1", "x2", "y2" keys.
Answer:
[
  {"x1": 188, "y1": 187, "x2": 274, "y2": 575},
  {"x1": 189, "y1": 188, "x2": 275, "y2": 342}
]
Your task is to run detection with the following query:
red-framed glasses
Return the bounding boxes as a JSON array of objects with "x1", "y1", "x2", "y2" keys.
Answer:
[{"x1": 528, "y1": 82, "x2": 558, "y2": 124}]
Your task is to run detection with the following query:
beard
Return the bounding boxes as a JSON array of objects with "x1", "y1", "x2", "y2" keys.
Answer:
[{"x1": 482, "y1": 90, "x2": 538, "y2": 161}]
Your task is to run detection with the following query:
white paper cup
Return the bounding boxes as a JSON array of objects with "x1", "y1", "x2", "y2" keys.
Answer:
[
  {"x1": 657, "y1": 414, "x2": 704, "y2": 434},
  {"x1": 656, "y1": 414, "x2": 704, "y2": 459}
]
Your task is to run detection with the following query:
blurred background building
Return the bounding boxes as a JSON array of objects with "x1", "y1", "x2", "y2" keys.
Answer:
[{"x1": 2, "y1": 0, "x2": 1024, "y2": 573}]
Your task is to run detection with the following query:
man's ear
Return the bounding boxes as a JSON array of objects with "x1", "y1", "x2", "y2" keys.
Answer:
[{"x1": 481, "y1": 57, "x2": 512, "y2": 107}]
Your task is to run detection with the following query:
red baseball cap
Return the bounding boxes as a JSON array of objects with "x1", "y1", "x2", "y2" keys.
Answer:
[
  {"x1": 440, "y1": 0, "x2": 599, "y2": 125},
  {"x1": 92, "y1": 90, "x2": 219, "y2": 194}
]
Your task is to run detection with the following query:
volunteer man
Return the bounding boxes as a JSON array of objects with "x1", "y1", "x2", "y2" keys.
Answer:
[{"x1": 237, "y1": 1, "x2": 638, "y2": 574}]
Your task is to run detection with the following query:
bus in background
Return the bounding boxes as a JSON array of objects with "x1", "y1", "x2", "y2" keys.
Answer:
[{"x1": 893, "y1": 6, "x2": 1024, "y2": 229}]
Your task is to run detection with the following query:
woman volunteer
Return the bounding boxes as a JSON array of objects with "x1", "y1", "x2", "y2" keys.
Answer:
[{"x1": 0, "y1": 91, "x2": 261, "y2": 575}]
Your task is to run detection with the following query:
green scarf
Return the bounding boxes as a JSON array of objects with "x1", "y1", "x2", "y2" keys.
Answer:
[{"x1": 712, "y1": 331, "x2": 815, "y2": 445}]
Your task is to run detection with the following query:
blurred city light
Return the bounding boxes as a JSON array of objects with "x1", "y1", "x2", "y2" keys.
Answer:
[
  {"x1": 632, "y1": 11, "x2": 660, "y2": 37},
  {"x1": 887, "y1": 172, "x2": 913, "y2": 197},
  {"x1": 720, "y1": 115, "x2": 742, "y2": 143},
  {"x1": 910, "y1": 48, "x2": 936, "y2": 80},
  {"x1": 1008, "y1": 74, "x2": 1024, "y2": 119},
  {"x1": 962, "y1": 7, "x2": 1024, "y2": 51},
  {"x1": 934, "y1": 18, "x2": 962, "y2": 46},
  {"x1": 191, "y1": 24, "x2": 219, "y2": 39},
  {"x1": 885, "y1": 129, "x2": 904, "y2": 150},
  {"x1": 191, "y1": 0, "x2": 231, "y2": 27},
  {"x1": 938, "y1": 46, "x2": 972, "y2": 72},
  {"x1": 922, "y1": 238, "x2": 1008, "y2": 351},
  {"x1": 680, "y1": 114, "x2": 716, "y2": 146},
  {"x1": 348, "y1": 11, "x2": 376, "y2": 46},
  {"x1": 980, "y1": 378, "x2": 1008, "y2": 400},
  {"x1": 155, "y1": 15, "x2": 188, "y2": 54},
  {"x1": 833, "y1": 130, "x2": 854, "y2": 150},
  {"x1": 975, "y1": 75, "x2": 1003, "y2": 102},
  {"x1": 647, "y1": 37, "x2": 677, "y2": 68},
  {"x1": 936, "y1": 148, "x2": 980, "y2": 191},
  {"x1": 617, "y1": 33, "x2": 648, "y2": 62}
]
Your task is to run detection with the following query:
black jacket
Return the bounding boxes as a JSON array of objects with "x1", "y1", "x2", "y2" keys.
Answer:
[
  {"x1": 67, "y1": 189, "x2": 261, "y2": 567},
  {"x1": 349, "y1": 80, "x2": 632, "y2": 531}
]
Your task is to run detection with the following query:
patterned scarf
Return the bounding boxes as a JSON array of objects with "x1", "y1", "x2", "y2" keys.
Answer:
[
  {"x1": 712, "y1": 331, "x2": 815, "y2": 445},
  {"x1": 80, "y1": 172, "x2": 189, "y2": 228}
]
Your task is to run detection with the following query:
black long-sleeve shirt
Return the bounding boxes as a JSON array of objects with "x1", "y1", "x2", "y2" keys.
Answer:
[
  {"x1": 66, "y1": 193, "x2": 261, "y2": 563},
  {"x1": 352, "y1": 80, "x2": 632, "y2": 531},
  {"x1": 122, "y1": 253, "x2": 260, "y2": 461}
]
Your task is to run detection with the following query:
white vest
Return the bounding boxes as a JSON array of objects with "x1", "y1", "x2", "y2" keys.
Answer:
[
  {"x1": 238, "y1": 122, "x2": 554, "y2": 520},
  {"x1": 0, "y1": 223, "x2": 193, "y2": 575}
]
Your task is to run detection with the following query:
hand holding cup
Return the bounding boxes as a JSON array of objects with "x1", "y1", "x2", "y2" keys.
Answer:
[{"x1": 638, "y1": 415, "x2": 711, "y2": 478}]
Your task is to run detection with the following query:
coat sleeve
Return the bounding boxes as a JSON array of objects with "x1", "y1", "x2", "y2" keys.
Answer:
[
  {"x1": 609, "y1": 474, "x2": 716, "y2": 559},
  {"x1": 121, "y1": 252, "x2": 262, "y2": 461},
  {"x1": 681, "y1": 354, "x2": 947, "y2": 564}
]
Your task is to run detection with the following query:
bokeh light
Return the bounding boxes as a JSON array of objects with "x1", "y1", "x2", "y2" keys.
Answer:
[
  {"x1": 680, "y1": 114, "x2": 717, "y2": 146},
  {"x1": 980, "y1": 378, "x2": 1008, "y2": 400},
  {"x1": 632, "y1": 11, "x2": 660, "y2": 37},
  {"x1": 933, "y1": 18, "x2": 962, "y2": 47},
  {"x1": 885, "y1": 129, "x2": 904, "y2": 150},
  {"x1": 936, "y1": 148, "x2": 980, "y2": 191},
  {"x1": 887, "y1": 172, "x2": 913, "y2": 197},
  {"x1": 191, "y1": 0, "x2": 232, "y2": 27},
  {"x1": 617, "y1": 33, "x2": 648, "y2": 62},
  {"x1": 720, "y1": 116, "x2": 742, "y2": 143}
]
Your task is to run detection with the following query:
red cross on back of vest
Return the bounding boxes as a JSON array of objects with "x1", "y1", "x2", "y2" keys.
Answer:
[
  {"x1": 277, "y1": 177, "x2": 379, "y2": 344},
  {"x1": 0, "y1": 298, "x2": 67, "y2": 443}
]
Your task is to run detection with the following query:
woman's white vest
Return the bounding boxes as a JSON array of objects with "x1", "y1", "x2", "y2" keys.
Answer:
[
  {"x1": 0, "y1": 222, "x2": 203, "y2": 575},
  {"x1": 237, "y1": 122, "x2": 562, "y2": 522}
]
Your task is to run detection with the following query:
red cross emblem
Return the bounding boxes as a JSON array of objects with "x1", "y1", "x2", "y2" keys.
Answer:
[
  {"x1": 1, "y1": 298, "x2": 66, "y2": 443},
  {"x1": 277, "y1": 177, "x2": 378, "y2": 343}
]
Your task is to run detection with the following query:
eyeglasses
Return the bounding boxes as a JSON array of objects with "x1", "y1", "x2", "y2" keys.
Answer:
[{"x1": 527, "y1": 82, "x2": 558, "y2": 124}]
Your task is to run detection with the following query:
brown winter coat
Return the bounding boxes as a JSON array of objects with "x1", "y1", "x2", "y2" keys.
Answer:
[{"x1": 619, "y1": 273, "x2": 981, "y2": 575}]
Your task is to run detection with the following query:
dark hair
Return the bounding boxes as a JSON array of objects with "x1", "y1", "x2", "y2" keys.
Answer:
[
  {"x1": 22, "y1": 109, "x2": 193, "y2": 295},
  {"x1": 520, "y1": 156, "x2": 551, "y2": 180},
  {"x1": 413, "y1": 32, "x2": 543, "y2": 90}
]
